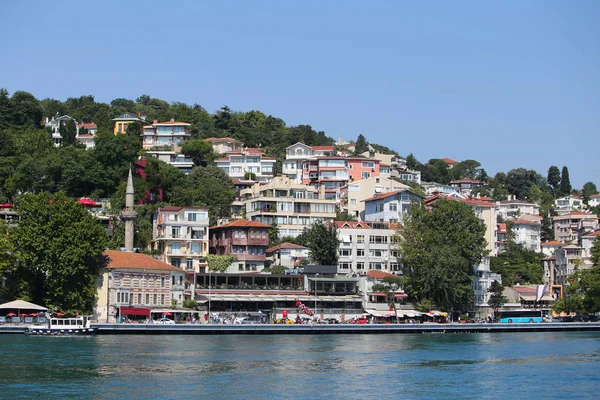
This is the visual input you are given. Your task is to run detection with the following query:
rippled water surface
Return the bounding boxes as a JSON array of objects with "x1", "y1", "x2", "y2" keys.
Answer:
[{"x1": 0, "y1": 332, "x2": 599, "y2": 399}]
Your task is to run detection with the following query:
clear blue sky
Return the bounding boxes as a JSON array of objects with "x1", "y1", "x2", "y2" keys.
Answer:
[{"x1": 1, "y1": 1, "x2": 598, "y2": 187}]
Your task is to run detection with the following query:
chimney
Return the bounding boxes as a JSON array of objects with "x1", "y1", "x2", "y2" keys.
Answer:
[{"x1": 170, "y1": 118, "x2": 175, "y2": 122}]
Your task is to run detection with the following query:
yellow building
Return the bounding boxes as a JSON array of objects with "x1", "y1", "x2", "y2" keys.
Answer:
[{"x1": 112, "y1": 112, "x2": 147, "y2": 135}]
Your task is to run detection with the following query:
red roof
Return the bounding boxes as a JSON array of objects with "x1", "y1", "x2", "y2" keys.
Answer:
[
  {"x1": 103, "y1": 250, "x2": 183, "y2": 272},
  {"x1": 266, "y1": 242, "x2": 308, "y2": 252},
  {"x1": 582, "y1": 231, "x2": 600, "y2": 237},
  {"x1": 541, "y1": 240, "x2": 562, "y2": 247},
  {"x1": 312, "y1": 145, "x2": 335, "y2": 151},
  {"x1": 425, "y1": 193, "x2": 494, "y2": 208},
  {"x1": 77, "y1": 134, "x2": 95, "y2": 138},
  {"x1": 366, "y1": 270, "x2": 397, "y2": 279},
  {"x1": 510, "y1": 286, "x2": 536, "y2": 293},
  {"x1": 77, "y1": 123, "x2": 97, "y2": 129},
  {"x1": 511, "y1": 219, "x2": 541, "y2": 226},
  {"x1": 441, "y1": 157, "x2": 458, "y2": 164},
  {"x1": 210, "y1": 219, "x2": 270, "y2": 229},
  {"x1": 226, "y1": 147, "x2": 264, "y2": 155}
]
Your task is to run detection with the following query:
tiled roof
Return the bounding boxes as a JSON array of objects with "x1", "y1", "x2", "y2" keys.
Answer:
[
  {"x1": 450, "y1": 178, "x2": 482, "y2": 184},
  {"x1": 311, "y1": 145, "x2": 335, "y2": 151},
  {"x1": 77, "y1": 134, "x2": 95, "y2": 138},
  {"x1": 582, "y1": 231, "x2": 600, "y2": 237},
  {"x1": 541, "y1": 240, "x2": 562, "y2": 246},
  {"x1": 159, "y1": 206, "x2": 208, "y2": 212},
  {"x1": 366, "y1": 270, "x2": 397, "y2": 279},
  {"x1": 103, "y1": 250, "x2": 183, "y2": 272},
  {"x1": 511, "y1": 219, "x2": 541, "y2": 226},
  {"x1": 77, "y1": 123, "x2": 97, "y2": 129},
  {"x1": 335, "y1": 221, "x2": 401, "y2": 230},
  {"x1": 498, "y1": 199, "x2": 536, "y2": 205},
  {"x1": 266, "y1": 242, "x2": 308, "y2": 252},
  {"x1": 510, "y1": 286, "x2": 536, "y2": 293},
  {"x1": 590, "y1": 194, "x2": 600, "y2": 198},
  {"x1": 441, "y1": 157, "x2": 458, "y2": 164},
  {"x1": 210, "y1": 219, "x2": 270, "y2": 229}
]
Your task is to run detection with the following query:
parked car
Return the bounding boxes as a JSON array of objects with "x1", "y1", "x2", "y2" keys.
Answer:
[
  {"x1": 324, "y1": 318, "x2": 341, "y2": 324},
  {"x1": 240, "y1": 317, "x2": 260, "y2": 325},
  {"x1": 275, "y1": 318, "x2": 294, "y2": 324},
  {"x1": 349, "y1": 317, "x2": 368, "y2": 324},
  {"x1": 155, "y1": 318, "x2": 175, "y2": 325}
]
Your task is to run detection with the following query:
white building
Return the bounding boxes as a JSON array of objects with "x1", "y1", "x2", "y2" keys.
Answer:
[
  {"x1": 203, "y1": 137, "x2": 243, "y2": 154},
  {"x1": 152, "y1": 206, "x2": 210, "y2": 274},
  {"x1": 340, "y1": 176, "x2": 410, "y2": 221},
  {"x1": 511, "y1": 218, "x2": 542, "y2": 252},
  {"x1": 554, "y1": 196, "x2": 584, "y2": 215},
  {"x1": 216, "y1": 148, "x2": 276, "y2": 182},
  {"x1": 589, "y1": 194, "x2": 600, "y2": 208},
  {"x1": 266, "y1": 242, "x2": 310, "y2": 268},
  {"x1": 142, "y1": 119, "x2": 194, "y2": 173},
  {"x1": 496, "y1": 199, "x2": 540, "y2": 221},
  {"x1": 335, "y1": 221, "x2": 402, "y2": 275},
  {"x1": 363, "y1": 189, "x2": 424, "y2": 223}
]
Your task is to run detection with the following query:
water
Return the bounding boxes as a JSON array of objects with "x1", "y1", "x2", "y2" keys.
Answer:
[{"x1": 0, "y1": 332, "x2": 599, "y2": 399}]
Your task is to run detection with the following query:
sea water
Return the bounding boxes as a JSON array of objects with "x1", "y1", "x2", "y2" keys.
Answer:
[{"x1": 0, "y1": 332, "x2": 598, "y2": 399}]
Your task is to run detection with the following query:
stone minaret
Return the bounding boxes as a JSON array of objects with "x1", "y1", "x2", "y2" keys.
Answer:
[{"x1": 122, "y1": 168, "x2": 137, "y2": 252}]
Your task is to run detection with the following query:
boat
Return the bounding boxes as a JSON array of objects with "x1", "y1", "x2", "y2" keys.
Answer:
[{"x1": 27, "y1": 316, "x2": 97, "y2": 335}]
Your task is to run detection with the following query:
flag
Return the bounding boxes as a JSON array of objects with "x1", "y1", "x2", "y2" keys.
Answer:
[{"x1": 536, "y1": 285, "x2": 547, "y2": 302}]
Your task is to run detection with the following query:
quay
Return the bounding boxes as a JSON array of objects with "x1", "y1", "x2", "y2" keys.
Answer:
[{"x1": 91, "y1": 322, "x2": 600, "y2": 335}]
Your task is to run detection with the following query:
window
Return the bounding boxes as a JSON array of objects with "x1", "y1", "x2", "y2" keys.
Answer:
[
  {"x1": 238, "y1": 264, "x2": 244, "y2": 271},
  {"x1": 171, "y1": 227, "x2": 181, "y2": 238},
  {"x1": 356, "y1": 262, "x2": 365, "y2": 270},
  {"x1": 146, "y1": 294, "x2": 149, "y2": 304},
  {"x1": 153, "y1": 294, "x2": 157, "y2": 304},
  {"x1": 340, "y1": 262, "x2": 351, "y2": 270},
  {"x1": 357, "y1": 235, "x2": 364, "y2": 243},
  {"x1": 389, "y1": 203, "x2": 397, "y2": 211},
  {"x1": 362, "y1": 161, "x2": 374, "y2": 168},
  {"x1": 340, "y1": 249, "x2": 352, "y2": 257},
  {"x1": 376, "y1": 178, "x2": 380, "y2": 183},
  {"x1": 350, "y1": 198, "x2": 357, "y2": 205},
  {"x1": 361, "y1": 172, "x2": 370, "y2": 179},
  {"x1": 171, "y1": 257, "x2": 181, "y2": 268},
  {"x1": 356, "y1": 249, "x2": 365, "y2": 257},
  {"x1": 369, "y1": 236, "x2": 388, "y2": 244},
  {"x1": 161, "y1": 294, "x2": 165, "y2": 305},
  {"x1": 137, "y1": 293, "x2": 141, "y2": 304},
  {"x1": 161, "y1": 277, "x2": 165, "y2": 288},
  {"x1": 378, "y1": 204, "x2": 384, "y2": 212}
]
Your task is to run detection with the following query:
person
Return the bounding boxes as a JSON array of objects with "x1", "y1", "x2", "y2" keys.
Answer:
[{"x1": 204, "y1": 313, "x2": 209, "y2": 323}]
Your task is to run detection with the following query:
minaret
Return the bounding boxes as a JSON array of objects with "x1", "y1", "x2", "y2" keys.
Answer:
[{"x1": 122, "y1": 168, "x2": 137, "y2": 252}]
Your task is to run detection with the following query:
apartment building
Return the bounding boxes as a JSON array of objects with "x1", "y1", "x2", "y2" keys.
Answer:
[
  {"x1": 340, "y1": 176, "x2": 410, "y2": 220},
  {"x1": 112, "y1": 112, "x2": 146, "y2": 134},
  {"x1": 216, "y1": 148, "x2": 276, "y2": 182},
  {"x1": 449, "y1": 179, "x2": 483, "y2": 196},
  {"x1": 552, "y1": 212, "x2": 599, "y2": 244},
  {"x1": 142, "y1": 119, "x2": 194, "y2": 173},
  {"x1": 511, "y1": 219, "x2": 542, "y2": 252},
  {"x1": 209, "y1": 219, "x2": 270, "y2": 273},
  {"x1": 589, "y1": 194, "x2": 600, "y2": 208},
  {"x1": 240, "y1": 176, "x2": 336, "y2": 238},
  {"x1": 203, "y1": 137, "x2": 243, "y2": 154},
  {"x1": 96, "y1": 250, "x2": 186, "y2": 323},
  {"x1": 283, "y1": 143, "x2": 336, "y2": 183},
  {"x1": 496, "y1": 199, "x2": 540, "y2": 221},
  {"x1": 554, "y1": 245, "x2": 584, "y2": 285},
  {"x1": 152, "y1": 206, "x2": 210, "y2": 273},
  {"x1": 266, "y1": 242, "x2": 310, "y2": 268},
  {"x1": 77, "y1": 123, "x2": 97, "y2": 149},
  {"x1": 554, "y1": 195, "x2": 584, "y2": 215},
  {"x1": 336, "y1": 221, "x2": 402, "y2": 275},
  {"x1": 45, "y1": 115, "x2": 97, "y2": 148},
  {"x1": 363, "y1": 189, "x2": 424, "y2": 223}
]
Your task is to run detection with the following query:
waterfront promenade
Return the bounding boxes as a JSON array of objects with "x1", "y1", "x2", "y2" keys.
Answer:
[{"x1": 91, "y1": 322, "x2": 600, "y2": 335}]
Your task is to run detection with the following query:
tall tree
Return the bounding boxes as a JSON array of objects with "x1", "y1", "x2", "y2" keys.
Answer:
[
  {"x1": 405, "y1": 153, "x2": 418, "y2": 170},
  {"x1": 11, "y1": 91, "x2": 43, "y2": 129},
  {"x1": 582, "y1": 182, "x2": 598, "y2": 204},
  {"x1": 398, "y1": 199, "x2": 488, "y2": 312},
  {"x1": 547, "y1": 166, "x2": 561, "y2": 196},
  {"x1": 181, "y1": 140, "x2": 215, "y2": 167},
  {"x1": 559, "y1": 166, "x2": 572, "y2": 196},
  {"x1": 354, "y1": 134, "x2": 369, "y2": 155},
  {"x1": 299, "y1": 221, "x2": 339, "y2": 265},
  {"x1": 0, "y1": 88, "x2": 14, "y2": 129},
  {"x1": 487, "y1": 280, "x2": 508, "y2": 311},
  {"x1": 10, "y1": 192, "x2": 108, "y2": 313},
  {"x1": 61, "y1": 118, "x2": 78, "y2": 146}
]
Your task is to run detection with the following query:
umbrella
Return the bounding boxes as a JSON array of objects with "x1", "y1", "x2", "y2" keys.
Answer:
[
  {"x1": 19, "y1": 313, "x2": 28, "y2": 317},
  {"x1": 163, "y1": 312, "x2": 173, "y2": 316},
  {"x1": 78, "y1": 198, "x2": 98, "y2": 206},
  {"x1": 56, "y1": 312, "x2": 64, "y2": 317},
  {"x1": 6, "y1": 313, "x2": 16, "y2": 317},
  {"x1": 29, "y1": 313, "x2": 39, "y2": 317}
]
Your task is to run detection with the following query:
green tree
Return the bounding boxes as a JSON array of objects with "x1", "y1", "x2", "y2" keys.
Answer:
[
  {"x1": 302, "y1": 221, "x2": 339, "y2": 265},
  {"x1": 559, "y1": 166, "x2": 572, "y2": 196},
  {"x1": 582, "y1": 182, "x2": 598, "y2": 204},
  {"x1": 60, "y1": 118, "x2": 78, "y2": 146},
  {"x1": 547, "y1": 166, "x2": 561, "y2": 196},
  {"x1": 405, "y1": 153, "x2": 419, "y2": 170},
  {"x1": 11, "y1": 91, "x2": 43, "y2": 129},
  {"x1": 206, "y1": 254, "x2": 236, "y2": 272},
  {"x1": 335, "y1": 209, "x2": 356, "y2": 221},
  {"x1": 170, "y1": 166, "x2": 235, "y2": 224},
  {"x1": 125, "y1": 121, "x2": 143, "y2": 140},
  {"x1": 180, "y1": 140, "x2": 215, "y2": 167},
  {"x1": 10, "y1": 192, "x2": 108, "y2": 313},
  {"x1": 354, "y1": 134, "x2": 369, "y2": 154},
  {"x1": 505, "y1": 168, "x2": 543, "y2": 200},
  {"x1": 269, "y1": 222, "x2": 280, "y2": 246},
  {"x1": 490, "y1": 243, "x2": 544, "y2": 286},
  {"x1": 0, "y1": 88, "x2": 14, "y2": 129},
  {"x1": 487, "y1": 280, "x2": 508, "y2": 311},
  {"x1": 398, "y1": 199, "x2": 488, "y2": 312}
]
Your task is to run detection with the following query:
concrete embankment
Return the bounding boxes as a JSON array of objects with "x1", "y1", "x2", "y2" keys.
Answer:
[{"x1": 92, "y1": 322, "x2": 600, "y2": 335}]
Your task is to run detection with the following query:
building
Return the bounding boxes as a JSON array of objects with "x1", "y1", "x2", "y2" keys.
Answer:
[
  {"x1": 496, "y1": 199, "x2": 541, "y2": 221},
  {"x1": 240, "y1": 176, "x2": 336, "y2": 238},
  {"x1": 502, "y1": 286, "x2": 554, "y2": 312},
  {"x1": 510, "y1": 218, "x2": 542, "y2": 252},
  {"x1": 95, "y1": 250, "x2": 186, "y2": 323},
  {"x1": 266, "y1": 242, "x2": 310, "y2": 268},
  {"x1": 340, "y1": 176, "x2": 410, "y2": 221},
  {"x1": 209, "y1": 219, "x2": 270, "y2": 273},
  {"x1": 77, "y1": 123, "x2": 97, "y2": 149},
  {"x1": 441, "y1": 157, "x2": 459, "y2": 168},
  {"x1": 554, "y1": 195, "x2": 584, "y2": 215},
  {"x1": 336, "y1": 221, "x2": 401, "y2": 275},
  {"x1": 216, "y1": 148, "x2": 276, "y2": 182},
  {"x1": 392, "y1": 168, "x2": 421, "y2": 185},
  {"x1": 449, "y1": 179, "x2": 483, "y2": 196},
  {"x1": 552, "y1": 212, "x2": 599, "y2": 244},
  {"x1": 589, "y1": 194, "x2": 600, "y2": 208},
  {"x1": 420, "y1": 182, "x2": 461, "y2": 196},
  {"x1": 152, "y1": 206, "x2": 210, "y2": 274},
  {"x1": 554, "y1": 245, "x2": 585, "y2": 285},
  {"x1": 142, "y1": 119, "x2": 194, "y2": 173},
  {"x1": 112, "y1": 112, "x2": 147, "y2": 134},
  {"x1": 203, "y1": 137, "x2": 243, "y2": 154},
  {"x1": 541, "y1": 240, "x2": 563, "y2": 257},
  {"x1": 363, "y1": 189, "x2": 424, "y2": 223}
]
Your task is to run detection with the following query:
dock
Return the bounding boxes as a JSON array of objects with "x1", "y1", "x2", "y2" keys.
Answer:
[{"x1": 91, "y1": 322, "x2": 600, "y2": 335}]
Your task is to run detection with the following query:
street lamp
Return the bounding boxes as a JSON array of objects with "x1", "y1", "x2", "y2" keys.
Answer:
[{"x1": 314, "y1": 273, "x2": 319, "y2": 316}]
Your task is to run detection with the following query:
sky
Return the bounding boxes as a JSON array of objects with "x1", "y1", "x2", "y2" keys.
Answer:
[{"x1": 0, "y1": 1, "x2": 598, "y2": 187}]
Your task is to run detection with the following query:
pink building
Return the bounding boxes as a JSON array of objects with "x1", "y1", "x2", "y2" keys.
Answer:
[{"x1": 209, "y1": 219, "x2": 270, "y2": 272}]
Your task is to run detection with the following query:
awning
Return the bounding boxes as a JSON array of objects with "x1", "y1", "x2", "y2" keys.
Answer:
[
  {"x1": 370, "y1": 293, "x2": 388, "y2": 297},
  {"x1": 393, "y1": 293, "x2": 408, "y2": 298},
  {"x1": 121, "y1": 307, "x2": 150, "y2": 317}
]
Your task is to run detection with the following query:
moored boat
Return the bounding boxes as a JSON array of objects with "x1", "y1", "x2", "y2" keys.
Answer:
[{"x1": 27, "y1": 316, "x2": 97, "y2": 335}]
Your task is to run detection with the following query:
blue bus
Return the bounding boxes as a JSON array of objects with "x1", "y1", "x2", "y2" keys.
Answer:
[{"x1": 499, "y1": 310, "x2": 543, "y2": 323}]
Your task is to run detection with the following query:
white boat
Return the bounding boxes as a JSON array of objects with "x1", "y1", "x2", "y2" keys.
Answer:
[{"x1": 27, "y1": 316, "x2": 97, "y2": 335}]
